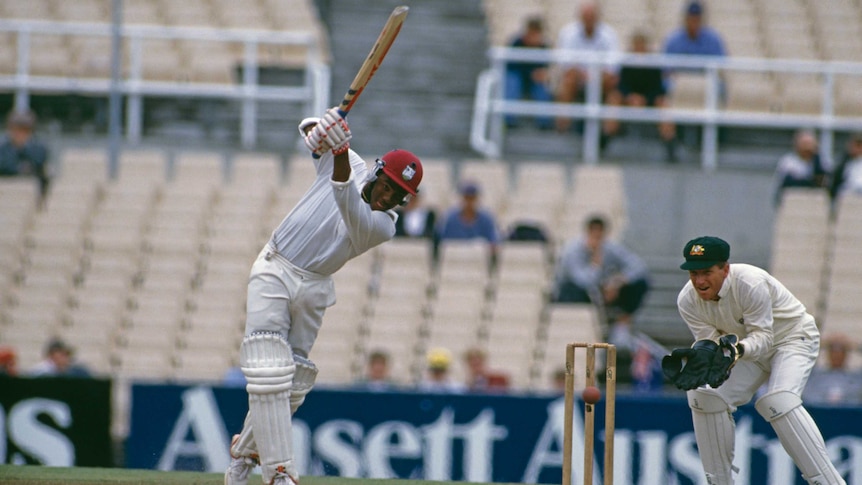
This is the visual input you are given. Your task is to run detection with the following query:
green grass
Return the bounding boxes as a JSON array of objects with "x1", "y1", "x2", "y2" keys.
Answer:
[{"x1": 0, "y1": 466, "x2": 512, "y2": 485}]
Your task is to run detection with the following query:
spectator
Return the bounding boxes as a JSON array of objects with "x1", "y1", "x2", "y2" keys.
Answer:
[
  {"x1": 28, "y1": 338, "x2": 91, "y2": 378},
  {"x1": 0, "y1": 346, "x2": 18, "y2": 376},
  {"x1": 505, "y1": 16, "x2": 554, "y2": 130},
  {"x1": 629, "y1": 340, "x2": 664, "y2": 393},
  {"x1": 223, "y1": 365, "x2": 247, "y2": 387},
  {"x1": 605, "y1": 30, "x2": 678, "y2": 162},
  {"x1": 662, "y1": 1, "x2": 728, "y2": 100},
  {"x1": 436, "y1": 180, "x2": 501, "y2": 266},
  {"x1": 355, "y1": 350, "x2": 398, "y2": 391},
  {"x1": 553, "y1": 215, "x2": 650, "y2": 350},
  {"x1": 554, "y1": 1, "x2": 621, "y2": 134},
  {"x1": 417, "y1": 347, "x2": 466, "y2": 394},
  {"x1": 802, "y1": 333, "x2": 862, "y2": 405},
  {"x1": 829, "y1": 132, "x2": 862, "y2": 202},
  {"x1": 0, "y1": 109, "x2": 51, "y2": 204},
  {"x1": 463, "y1": 347, "x2": 509, "y2": 392},
  {"x1": 394, "y1": 191, "x2": 437, "y2": 239},
  {"x1": 774, "y1": 129, "x2": 829, "y2": 204}
]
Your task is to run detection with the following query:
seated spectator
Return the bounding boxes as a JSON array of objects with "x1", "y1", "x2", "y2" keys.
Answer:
[
  {"x1": 662, "y1": 1, "x2": 728, "y2": 102},
  {"x1": 802, "y1": 333, "x2": 862, "y2": 405},
  {"x1": 463, "y1": 347, "x2": 509, "y2": 393},
  {"x1": 605, "y1": 30, "x2": 678, "y2": 162},
  {"x1": 554, "y1": 1, "x2": 621, "y2": 134},
  {"x1": 417, "y1": 348, "x2": 466, "y2": 394},
  {"x1": 504, "y1": 16, "x2": 553, "y2": 130},
  {"x1": 774, "y1": 129, "x2": 829, "y2": 204},
  {"x1": 223, "y1": 365, "x2": 247, "y2": 387},
  {"x1": 829, "y1": 132, "x2": 862, "y2": 202},
  {"x1": 354, "y1": 350, "x2": 398, "y2": 392},
  {"x1": 0, "y1": 346, "x2": 18, "y2": 376},
  {"x1": 553, "y1": 215, "x2": 650, "y2": 350},
  {"x1": 629, "y1": 340, "x2": 664, "y2": 393},
  {"x1": 436, "y1": 181, "x2": 501, "y2": 266},
  {"x1": 394, "y1": 191, "x2": 437, "y2": 239},
  {"x1": 28, "y1": 338, "x2": 91, "y2": 378},
  {"x1": 0, "y1": 109, "x2": 51, "y2": 204}
]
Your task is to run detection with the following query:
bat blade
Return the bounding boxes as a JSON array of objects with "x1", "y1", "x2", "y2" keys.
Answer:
[{"x1": 338, "y1": 5, "x2": 409, "y2": 116}]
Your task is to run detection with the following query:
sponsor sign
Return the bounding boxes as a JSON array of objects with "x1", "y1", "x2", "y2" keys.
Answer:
[
  {"x1": 0, "y1": 376, "x2": 113, "y2": 467},
  {"x1": 128, "y1": 385, "x2": 862, "y2": 484}
]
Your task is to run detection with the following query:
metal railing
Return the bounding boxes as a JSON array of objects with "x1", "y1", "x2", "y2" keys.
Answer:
[
  {"x1": 472, "y1": 47, "x2": 862, "y2": 169},
  {"x1": 0, "y1": 19, "x2": 330, "y2": 148}
]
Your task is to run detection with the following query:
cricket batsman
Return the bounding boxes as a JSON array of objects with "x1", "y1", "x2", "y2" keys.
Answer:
[
  {"x1": 662, "y1": 236, "x2": 845, "y2": 485},
  {"x1": 224, "y1": 108, "x2": 423, "y2": 485}
]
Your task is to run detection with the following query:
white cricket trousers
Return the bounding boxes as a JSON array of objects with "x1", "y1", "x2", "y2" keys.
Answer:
[{"x1": 244, "y1": 244, "x2": 335, "y2": 358}]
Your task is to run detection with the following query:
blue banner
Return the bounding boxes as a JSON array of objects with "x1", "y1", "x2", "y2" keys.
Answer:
[{"x1": 127, "y1": 384, "x2": 862, "y2": 484}]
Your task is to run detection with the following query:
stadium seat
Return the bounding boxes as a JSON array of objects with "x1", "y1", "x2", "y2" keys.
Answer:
[{"x1": 535, "y1": 304, "x2": 602, "y2": 391}]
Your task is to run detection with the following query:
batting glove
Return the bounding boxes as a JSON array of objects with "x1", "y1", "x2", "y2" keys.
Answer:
[
  {"x1": 321, "y1": 107, "x2": 352, "y2": 155},
  {"x1": 303, "y1": 123, "x2": 334, "y2": 157}
]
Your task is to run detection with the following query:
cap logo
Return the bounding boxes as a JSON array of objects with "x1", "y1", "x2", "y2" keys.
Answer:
[
  {"x1": 401, "y1": 163, "x2": 416, "y2": 181},
  {"x1": 690, "y1": 244, "x2": 705, "y2": 256}
]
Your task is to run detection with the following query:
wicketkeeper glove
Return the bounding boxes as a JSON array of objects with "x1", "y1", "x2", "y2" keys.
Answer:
[
  {"x1": 705, "y1": 334, "x2": 741, "y2": 388},
  {"x1": 661, "y1": 339, "x2": 721, "y2": 391}
]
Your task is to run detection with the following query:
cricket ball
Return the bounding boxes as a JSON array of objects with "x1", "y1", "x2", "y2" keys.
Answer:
[{"x1": 582, "y1": 386, "x2": 601, "y2": 404}]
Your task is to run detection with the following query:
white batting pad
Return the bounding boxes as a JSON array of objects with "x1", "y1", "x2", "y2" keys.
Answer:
[
  {"x1": 688, "y1": 389, "x2": 736, "y2": 485},
  {"x1": 230, "y1": 412, "x2": 258, "y2": 458},
  {"x1": 241, "y1": 332, "x2": 297, "y2": 483},
  {"x1": 290, "y1": 355, "x2": 318, "y2": 414},
  {"x1": 756, "y1": 391, "x2": 845, "y2": 485}
]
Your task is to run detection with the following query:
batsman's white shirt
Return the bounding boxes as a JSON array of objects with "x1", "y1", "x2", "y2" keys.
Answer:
[
  {"x1": 271, "y1": 150, "x2": 396, "y2": 275},
  {"x1": 677, "y1": 263, "x2": 820, "y2": 405},
  {"x1": 245, "y1": 150, "x2": 397, "y2": 358}
]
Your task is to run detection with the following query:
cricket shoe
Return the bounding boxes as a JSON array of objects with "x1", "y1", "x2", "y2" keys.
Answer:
[
  {"x1": 224, "y1": 435, "x2": 259, "y2": 485},
  {"x1": 271, "y1": 465, "x2": 299, "y2": 485}
]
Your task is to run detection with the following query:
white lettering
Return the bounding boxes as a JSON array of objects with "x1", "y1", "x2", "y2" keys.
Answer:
[
  {"x1": 456, "y1": 409, "x2": 508, "y2": 482},
  {"x1": 637, "y1": 430, "x2": 669, "y2": 484},
  {"x1": 314, "y1": 420, "x2": 363, "y2": 477},
  {"x1": 363, "y1": 421, "x2": 422, "y2": 478},
  {"x1": 422, "y1": 408, "x2": 456, "y2": 480},
  {"x1": 9, "y1": 398, "x2": 74, "y2": 466},
  {"x1": 827, "y1": 436, "x2": 862, "y2": 485},
  {"x1": 668, "y1": 432, "x2": 706, "y2": 484},
  {"x1": 522, "y1": 397, "x2": 600, "y2": 484},
  {"x1": 157, "y1": 387, "x2": 230, "y2": 472},
  {"x1": 293, "y1": 420, "x2": 311, "y2": 475},
  {"x1": 762, "y1": 438, "x2": 795, "y2": 485}
]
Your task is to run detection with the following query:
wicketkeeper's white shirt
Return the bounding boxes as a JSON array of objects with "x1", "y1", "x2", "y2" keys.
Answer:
[
  {"x1": 677, "y1": 263, "x2": 820, "y2": 361},
  {"x1": 269, "y1": 150, "x2": 397, "y2": 276}
]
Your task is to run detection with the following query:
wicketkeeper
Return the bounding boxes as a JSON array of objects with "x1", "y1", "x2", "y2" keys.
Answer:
[
  {"x1": 224, "y1": 108, "x2": 423, "y2": 485},
  {"x1": 662, "y1": 236, "x2": 845, "y2": 485}
]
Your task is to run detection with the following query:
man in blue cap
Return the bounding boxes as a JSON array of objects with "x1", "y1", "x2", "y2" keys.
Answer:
[{"x1": 662, "y1": 236, "x2": 845, "y2": 484}]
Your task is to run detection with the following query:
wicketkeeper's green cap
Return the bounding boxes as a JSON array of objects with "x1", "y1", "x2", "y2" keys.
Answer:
[{"x1": 680, "y1": 236, "x2": 730, "y2": 270}]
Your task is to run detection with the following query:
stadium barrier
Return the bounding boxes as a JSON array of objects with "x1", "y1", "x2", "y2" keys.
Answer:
[
  {"x1": 0, "y1": 19, "x2": 330, "y2": 148},
  {"x1": 471, "y1": 48, "x2": 862, "y2": 169},
  {"x1": 124, "y1": 383, "x2": 862, "y2": 484}
]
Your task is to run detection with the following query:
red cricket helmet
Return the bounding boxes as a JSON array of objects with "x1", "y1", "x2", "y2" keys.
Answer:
[{"x1": 378, "y1": 149, "x2": 422, "y2": 196}]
